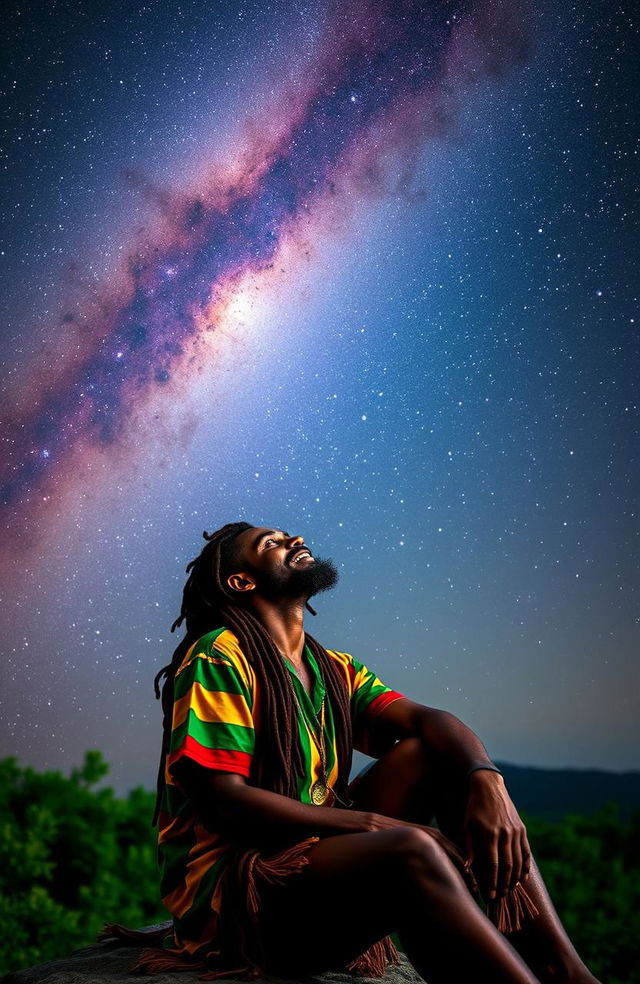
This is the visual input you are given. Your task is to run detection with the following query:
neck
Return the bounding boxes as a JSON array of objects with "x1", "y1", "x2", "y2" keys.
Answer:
[{"x1": 249, "y1": 595, "x2": 307, "y2": 666}]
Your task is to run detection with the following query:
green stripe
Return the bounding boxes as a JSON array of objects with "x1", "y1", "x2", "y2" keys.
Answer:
[
  {"x1": 170, "y1": 709, "x2": 255, "y2": 754},
  {"x1": 161, "y1": 781, "x2": 191, "y2": 817},
  {"x1": 352, "y1": 681, "x2": 389, "y2": 718},
  {"x1": 287, "y1": 649, "x2": 338, "y2": 803},
  {"x1": 160, "y1": 633, "x2": 356, "y2": 948},
  {"x1": 173, "y1": 852, "x2": 229, "y2": 941},
  {"x1": 174, "y1": 655, "x2": 251, "y2": 703},
  {"x1": 159, "y1": 833, "x2": 198, "y2": 897},
  {"x1": 295, "y1": 715, "x2": 314, "y2": 802},
  {"x1": 350, "y1": 657, "x2": 390, "y2": 719},
  {"x1": 287, "y1": 664, "x2": 318, "y2": 803},
  {"x1": 325, "y1": 696, "x2": 337, "y2": 779},
  {"x1": 198, "y1": 627, "x2": 227, "y2": 649}
]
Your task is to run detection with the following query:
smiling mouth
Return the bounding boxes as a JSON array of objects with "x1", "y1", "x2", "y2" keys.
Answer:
[{"x1": 290, "y1": 549, "x2": 314, "y2": 565}]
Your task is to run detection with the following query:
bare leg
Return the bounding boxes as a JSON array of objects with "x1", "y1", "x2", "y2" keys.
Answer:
[
  {"x1": 261, "y1": 825, "x2": 541, "y2": 984},
  {"x1": 350, "y1": 737, "x2": 601, "y2": 984}
]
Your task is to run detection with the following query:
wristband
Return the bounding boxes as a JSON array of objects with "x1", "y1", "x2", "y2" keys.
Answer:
[{"x1": 466, "y1": 764, "x2": 502, "y2": 781}]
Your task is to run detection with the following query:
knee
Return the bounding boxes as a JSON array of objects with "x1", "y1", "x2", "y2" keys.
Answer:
[
  {"x1": 389, "y1": 827, "x2": 455, "y2": 886},
  {"x1": 392, "y1": 736, "x2": 427, "y2": 768},
  {"x1": 384, "y1": 736, "x2": 438, "y2": 789}
]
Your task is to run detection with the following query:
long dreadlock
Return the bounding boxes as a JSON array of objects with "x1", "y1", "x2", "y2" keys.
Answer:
[{"x1": 152, "y1": 522, "x2": 354, "y2": 826}]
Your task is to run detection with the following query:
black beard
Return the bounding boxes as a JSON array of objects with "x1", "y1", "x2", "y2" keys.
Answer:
[{"x1": 255, "y1": 556, "x2": 339, "y2": 601}]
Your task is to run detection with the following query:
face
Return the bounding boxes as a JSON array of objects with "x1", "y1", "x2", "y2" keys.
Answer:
[{"x1": 227, "y1": 526, "x2": 338, "y2": 601}]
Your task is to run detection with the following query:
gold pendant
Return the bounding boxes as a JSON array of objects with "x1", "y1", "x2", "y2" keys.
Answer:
[{"x1": 311, "y1": 780, "x2": 329, "y2": 805}]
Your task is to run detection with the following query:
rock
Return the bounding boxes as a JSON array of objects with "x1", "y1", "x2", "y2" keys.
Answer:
[{"x1": 2, "y1": 927, "x2": 422, "y2": 984}]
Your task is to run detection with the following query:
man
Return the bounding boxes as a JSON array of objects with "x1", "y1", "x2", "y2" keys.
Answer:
[{"x1": 136, "y1": 522, "x2": 600, "y2": 984}]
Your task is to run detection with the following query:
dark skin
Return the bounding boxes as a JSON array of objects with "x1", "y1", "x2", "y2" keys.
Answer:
[{"x1": 181, "y1": 526, "x2": 601, "y2": 984}]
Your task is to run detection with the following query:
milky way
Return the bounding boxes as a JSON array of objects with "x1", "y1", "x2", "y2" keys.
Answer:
[
  {"x1": 1, "y1": 0, "x2": 530, "y2": 515},
  {"x1": 1, "y1": 0, "x2": 637, "y2": 789}
]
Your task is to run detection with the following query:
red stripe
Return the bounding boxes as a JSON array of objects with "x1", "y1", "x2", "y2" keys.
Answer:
[
  {"x1": 366, "y1": 690, "x2": 406, "y2": 719},
  {"x1": 167, "y1": 735, "x2": 252, "y2": 776}
]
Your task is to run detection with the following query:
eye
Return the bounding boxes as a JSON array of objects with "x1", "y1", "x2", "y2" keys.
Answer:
[{"x1": 264, "y1": 538, "x2": 277, "y2": 547}]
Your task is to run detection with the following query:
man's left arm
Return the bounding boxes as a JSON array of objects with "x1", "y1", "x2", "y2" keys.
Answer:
[{"x1": 372, "y1": 697, "x2": 531, "y2": 900}]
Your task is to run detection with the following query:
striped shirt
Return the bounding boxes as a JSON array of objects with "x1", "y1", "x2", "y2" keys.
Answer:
[{"x1": 157, "y1": 627, "x2": 405, "y2": 959}]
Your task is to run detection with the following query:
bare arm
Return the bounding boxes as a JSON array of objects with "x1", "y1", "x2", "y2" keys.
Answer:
[
  {"x1": 371, "y1": 697, "x2": 497, "y2": 774},
  {"x1": 175, "y1": 760, "x2": 472, "y2": 876},
  {"x1": 371, "y1": 698, "x2": 531, "y2": 897},
  {"x1": 179, "y1": 700, "x2": 495, "y2": 837},
  {"x1": 176, "y1": 759, "x2": 372, "y2": 839}
]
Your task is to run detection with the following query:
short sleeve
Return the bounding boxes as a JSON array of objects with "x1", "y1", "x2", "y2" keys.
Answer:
[
  {"x1": 167, "y1": 642, "x2": 255, "y2": 779},
  {"x1": 348, "y1": 655, "x2": 406, "y2": 756}
]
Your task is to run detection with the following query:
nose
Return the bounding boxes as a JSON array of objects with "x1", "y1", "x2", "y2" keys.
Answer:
[{"x1": 286, "y1": 533, "x2": 304, "y2": 548}]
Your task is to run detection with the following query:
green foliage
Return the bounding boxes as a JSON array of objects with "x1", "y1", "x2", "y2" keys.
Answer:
[
  {"x1": 0, "y1": 755, "x2": 636, "y2": 982},
  {"x1": 0, "y1": 753, "x2": 165, "y2": 975},
  {"x1": 524, "y1": 806, "x2": 640, "y2": 984}
]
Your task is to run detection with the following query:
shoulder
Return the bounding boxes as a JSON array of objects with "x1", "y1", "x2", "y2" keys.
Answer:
[
  {"x1": 324, "y1": 647, "x2": 354, "y2": 668},
  {"x1": 323, "y1": 647, "x2": 359, "y2": 692},
  {"x1": 176, "y1": 627, "x2": 254, "y2": 691}
]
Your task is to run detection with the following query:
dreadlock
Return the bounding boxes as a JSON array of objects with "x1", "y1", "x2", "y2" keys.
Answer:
[{"x1": 152, "y1": 522, "x2": 353, "y2": 825}]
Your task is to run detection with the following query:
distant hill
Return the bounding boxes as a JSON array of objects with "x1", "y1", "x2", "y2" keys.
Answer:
[{"x1": 496, "y1": 762, "x2": 640, "y2": 821}]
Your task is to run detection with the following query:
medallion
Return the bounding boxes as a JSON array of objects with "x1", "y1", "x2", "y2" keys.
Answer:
[{"x1": 311, "y1": 779, "x2": 329, "y2": 805}]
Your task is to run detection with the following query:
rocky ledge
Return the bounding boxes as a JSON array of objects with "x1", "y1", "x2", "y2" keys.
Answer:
[{"x1": 2, "y1": 929, "x2": 421, "y2": 984}]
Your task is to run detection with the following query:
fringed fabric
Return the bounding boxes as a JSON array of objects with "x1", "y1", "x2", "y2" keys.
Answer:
[
  {"x1": 97, "y1": 923, "x2": 205, "y2": 975},
  {"x1": 98, "y1": 840, "x2": 538, "y2": 980},
  {"x1": 344, "y1": 936, "x2": 401, "y2": 977},
  {"x1": 99, "y1": 834, "x2": 401, "y2": 980},
  {"x1": 487, "y1": 879, "x2": 539, "y2": 934},
  {"x1": 199, "y1": 835, "x2": 321, "y2": 979}
]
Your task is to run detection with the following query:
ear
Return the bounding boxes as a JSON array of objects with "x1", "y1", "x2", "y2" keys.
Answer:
[{"x1": 227, "y1": 572, "x2": 256, "y2": 594}]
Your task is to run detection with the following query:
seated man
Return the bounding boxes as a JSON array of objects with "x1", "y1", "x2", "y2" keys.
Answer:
[{"x1": 141, "y1": 522, "x2": 600, "y2": 984}]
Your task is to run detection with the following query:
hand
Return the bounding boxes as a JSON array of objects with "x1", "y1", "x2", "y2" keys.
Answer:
[{"x1": 462, "y1": 771, "x2": 531, "y2": 901}]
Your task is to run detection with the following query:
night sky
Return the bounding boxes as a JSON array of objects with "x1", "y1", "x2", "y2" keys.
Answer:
[{"x1": 1, "y1": 0, "x2": 638, "y2": 794}]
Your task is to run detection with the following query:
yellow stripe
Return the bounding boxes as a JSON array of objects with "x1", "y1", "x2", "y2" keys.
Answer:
[
  {"x1": 176, "y1": 652, "x2": 232, "y2": 677},
  {"x1": 325, "y1": 649, "x2": 353, "y2": 694},
  {"x1": 175, "y1": 911, "x2": 220, "y2": 957},
  {"x1": 172, "y1": 682, "x2": 252, "y2": 729},
  {"x1": 162, "y1": 828, "x2": 226, "y2": 919},
  {"x1": 158, "y1": 814, "x2": 192, "y2": 844},
  {"x1": 211, "y1": 630, "x2": 255, "y2": 692},
  {"x1": 353, "y1": 665, "x2": 384, "y2": 691},
  {"x1": 327, "y1": 756, "x2": 339, "y2": 789},
  {"x1": 301, "y1": 716, "x2": 322, "y2": 781},
  {"x1": 177, "y1": 629, "x2": 256, "y2": 701},
  {"x1": 299, "y1": 714, "x2": 339, "y2": 797}
]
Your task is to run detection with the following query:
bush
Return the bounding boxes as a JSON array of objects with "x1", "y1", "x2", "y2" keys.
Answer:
[
  {"x1": 524, "y1": 807, "x2": 640, "y2": 984},
  {"x1": 0, "y1": 755, "x2": 636, "y2": 981},
  {"x1": 0, "y1": 752, "x2": 165, "y2": 974}
]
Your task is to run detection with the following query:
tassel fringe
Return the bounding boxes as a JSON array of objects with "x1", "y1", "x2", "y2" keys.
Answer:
[
  {"x1": 132, "y1": 949, "x2": 208, "y2": 975},
  {"x1": 98, "y1": 850, "x2": 538, "y2": 980},
  {"x1": 344, "y1": 936, "x2": 401, "y2": 978},
  {"x1": 487, "y1": 880, "x2": 539, "y2": 934}
]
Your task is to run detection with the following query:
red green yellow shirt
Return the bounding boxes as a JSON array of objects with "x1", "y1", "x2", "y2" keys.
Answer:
[{"x1": 157, "y1": 627, "x2": 405, "y2": 958}]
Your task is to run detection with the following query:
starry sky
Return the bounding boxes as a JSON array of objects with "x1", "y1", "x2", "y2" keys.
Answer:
[{"x1": 1, "y1": 0, "x2": 638, "y2": 794}]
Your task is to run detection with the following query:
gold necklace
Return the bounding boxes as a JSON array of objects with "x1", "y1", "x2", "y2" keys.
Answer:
[
  {"x1": 287, "y1": 673, "x2": 330, "y2": 805},
  {"x1": 280, "y1": 649, "x2": 331, "y2": 805},
  {"x1": 279, "y1": 649, "x2": 353, "y2": 809}
]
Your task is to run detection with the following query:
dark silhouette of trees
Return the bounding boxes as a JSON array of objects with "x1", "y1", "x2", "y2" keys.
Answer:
[
  {"x1": 0, "y1": 752, "x2": 164, "y2": 973},
  {"x1": 0, "y1": 752, "x2": 637, "y2": 982}
]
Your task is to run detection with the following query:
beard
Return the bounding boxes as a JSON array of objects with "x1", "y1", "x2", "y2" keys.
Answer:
[{"x1": 253, "y1": 556, "x2": 339, "y2": 601}]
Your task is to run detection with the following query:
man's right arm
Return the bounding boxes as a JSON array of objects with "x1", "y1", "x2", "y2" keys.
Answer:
[
  {"x1": 176, "y1": 761, "x2": 391, "y2": 839},
  {"x1": 174, "y1": 761, "x2": 474, "y2": 885}
]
